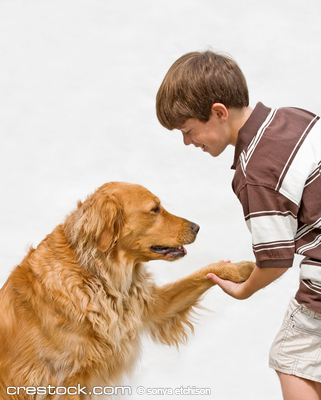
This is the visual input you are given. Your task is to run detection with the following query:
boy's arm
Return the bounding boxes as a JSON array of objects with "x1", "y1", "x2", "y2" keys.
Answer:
[{"x1": 207, "y1": 265, "x2": 288, "y2": 300}]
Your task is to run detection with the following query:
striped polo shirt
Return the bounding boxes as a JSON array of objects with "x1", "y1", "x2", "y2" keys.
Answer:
[{"x1": 231, "y1": 102, "x2": 321, "y2": 313}]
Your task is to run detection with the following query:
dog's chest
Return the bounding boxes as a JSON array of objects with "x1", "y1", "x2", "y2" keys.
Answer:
[{"x1": 82, "y1": 288, "x2": 148, "y2": 383}]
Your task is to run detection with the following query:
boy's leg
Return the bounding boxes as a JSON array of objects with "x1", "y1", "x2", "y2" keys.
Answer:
[{"x1": 277, "y1": 372, "x2": 321, "y2": 400}]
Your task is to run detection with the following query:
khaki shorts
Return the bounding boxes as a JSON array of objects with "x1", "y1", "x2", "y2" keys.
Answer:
[{"x1": 269, "y1": 297, "x2": 321, "y2": 383}]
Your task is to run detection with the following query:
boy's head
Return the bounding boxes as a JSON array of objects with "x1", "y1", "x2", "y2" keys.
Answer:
[{"x1": 156, "y1": 50, "x2": 249, "y2": 130}]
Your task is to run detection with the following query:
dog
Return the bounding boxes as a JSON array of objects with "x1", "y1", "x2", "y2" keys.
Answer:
[{"x1": 0, "y1": 182, "x2": 254, "y2": 399}]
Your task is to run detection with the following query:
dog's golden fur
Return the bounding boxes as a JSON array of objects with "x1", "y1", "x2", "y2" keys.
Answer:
[{"x1": 0, "y1": 182, "x2": 254, "y2": 399}]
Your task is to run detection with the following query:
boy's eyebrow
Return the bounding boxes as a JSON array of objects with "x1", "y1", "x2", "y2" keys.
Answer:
[{"x1": 180, "y1": 126, "x2": 189, "y2": 133}]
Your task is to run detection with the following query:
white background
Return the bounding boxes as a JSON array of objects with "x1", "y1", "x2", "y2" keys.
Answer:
[{"x1": 0, "y1": 1, "x2": 320, "y2": 399}]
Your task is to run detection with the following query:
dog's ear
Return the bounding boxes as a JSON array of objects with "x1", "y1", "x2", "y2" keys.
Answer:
[
  {"x1": 96, "y1": 195, "x2": 125, "y2": 253},
  {"x1": 64, "y1": 191, "x2": 125, "y2": 254}
]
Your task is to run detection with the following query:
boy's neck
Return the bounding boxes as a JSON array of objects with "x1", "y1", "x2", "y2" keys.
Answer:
[{"x1": 228, "y1": 106, "x2": 253, "y2": 146}]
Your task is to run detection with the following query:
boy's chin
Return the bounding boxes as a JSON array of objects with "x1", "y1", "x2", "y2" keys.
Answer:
[
  {"x1": 207, "y1": 145, "x2": 229, "y2": 158},
  {"x1": 206, "y1": 148, "x2": 220, "y2": 157}
]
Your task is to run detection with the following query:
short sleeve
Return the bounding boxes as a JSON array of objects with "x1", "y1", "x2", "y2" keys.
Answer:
[{"x1": 238, "y1": 183, "x2": 299, "y2": 268}]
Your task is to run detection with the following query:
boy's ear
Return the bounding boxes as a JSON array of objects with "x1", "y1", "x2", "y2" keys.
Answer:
[{"x1": 211, "y1": 103, "x2": 229, "y2": 122}]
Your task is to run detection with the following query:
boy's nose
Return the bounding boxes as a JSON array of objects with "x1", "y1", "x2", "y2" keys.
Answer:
[{"x1": 182, "y1": 132, "x2": 193, "y2": 146}]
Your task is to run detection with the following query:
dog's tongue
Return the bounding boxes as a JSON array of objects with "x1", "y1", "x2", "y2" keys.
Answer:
[
  {"x1": 166, "y1": 246, "x2": 187, "y2": 257},
  {"x1": 151, "y1": 245, "x2": 187, "y2": 256}
]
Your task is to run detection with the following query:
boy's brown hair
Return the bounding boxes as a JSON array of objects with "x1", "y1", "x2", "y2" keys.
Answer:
[{"x1": 156, "y1": 50, "x2": 249, "y2": 130}]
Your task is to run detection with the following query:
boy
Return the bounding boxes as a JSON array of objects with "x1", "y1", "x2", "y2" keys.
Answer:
[{"x1": 156, "y1": 50, "x2": 321, "y2": 400}]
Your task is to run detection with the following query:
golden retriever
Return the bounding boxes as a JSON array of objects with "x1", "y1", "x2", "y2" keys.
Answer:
[{"x1": 0, "y1": 182, "x2": 254, "y2": 399}]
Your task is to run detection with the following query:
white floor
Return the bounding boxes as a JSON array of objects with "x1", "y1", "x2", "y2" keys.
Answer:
[{"x1": 0, "y1": 1, "x2": 320, "y2": 399}]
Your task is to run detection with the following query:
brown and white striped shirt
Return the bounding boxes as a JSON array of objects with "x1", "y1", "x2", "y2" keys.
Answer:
[{"x1": 231, "y1": 102, "x2": 321, "y2": 313}]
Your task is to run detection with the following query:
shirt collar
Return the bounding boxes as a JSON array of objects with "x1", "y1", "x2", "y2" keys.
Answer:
[{"x1": 231, "y1": 102, "x2": 272, "y2": 170}]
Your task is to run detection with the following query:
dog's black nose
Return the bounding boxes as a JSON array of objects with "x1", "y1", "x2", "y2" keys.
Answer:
[{"x1": 191, "y1": 223, "x2": 200, "y2": 234}]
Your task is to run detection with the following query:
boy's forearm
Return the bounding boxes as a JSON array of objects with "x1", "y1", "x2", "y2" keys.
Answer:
[
  {"x1": 240, "y1": 265, "x2": 288, "y2": 298},
  {"x1": 207, "y1": 264, "x2": 289, "y2": 300}
]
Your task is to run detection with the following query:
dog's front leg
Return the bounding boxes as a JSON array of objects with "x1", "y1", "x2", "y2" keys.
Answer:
[
  {"x1": 147, "y1": 260, "x2": 255, "y2": 346},
  {"x1": 152, "y1": 260, "x2": 255, "y2": 318}
]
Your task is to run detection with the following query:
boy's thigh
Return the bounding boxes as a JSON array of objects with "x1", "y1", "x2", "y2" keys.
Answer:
[{"x1": 269, "y1": 297, "x2": 321, "y2": 384}]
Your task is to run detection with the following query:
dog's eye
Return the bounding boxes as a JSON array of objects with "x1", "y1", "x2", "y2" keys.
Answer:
[{"x1": 151, "y1": 206, "x2": 161, "y2": 213}]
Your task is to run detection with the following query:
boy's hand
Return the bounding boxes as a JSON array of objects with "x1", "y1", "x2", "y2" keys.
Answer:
[{"x1": 207, "y1": 274, "x2": 250, "y2": 299}]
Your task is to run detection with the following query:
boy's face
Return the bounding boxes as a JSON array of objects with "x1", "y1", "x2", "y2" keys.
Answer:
[{"x1": 179, "y1": 108, "x2": 235, "y2": 157}]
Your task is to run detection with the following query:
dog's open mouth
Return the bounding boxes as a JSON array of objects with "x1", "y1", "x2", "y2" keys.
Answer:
[{"x1": 150, "y1": 245, "x2": 187, "y2": 258}]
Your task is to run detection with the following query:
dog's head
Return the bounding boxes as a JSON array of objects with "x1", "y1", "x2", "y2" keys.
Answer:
[{"x1": 65, "y1": 182, "x2": 199, "y2": 263}]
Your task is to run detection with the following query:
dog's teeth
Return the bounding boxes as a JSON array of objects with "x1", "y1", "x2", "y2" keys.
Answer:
[{"x1": 180, "y1": 245, "x2": 187, "y2": 255}]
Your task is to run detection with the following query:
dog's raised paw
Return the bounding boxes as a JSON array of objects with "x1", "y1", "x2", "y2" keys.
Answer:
[
  {"x1": 204, "y1": 260, "x2": 255, "y2": 283},
  {"x1": 233, "y1": 261, "x2": 256, "y2": 282}
]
